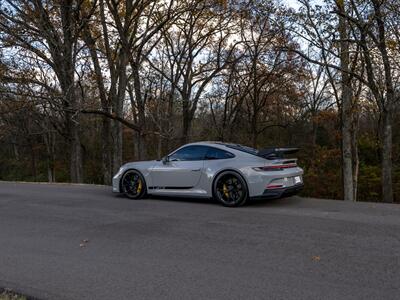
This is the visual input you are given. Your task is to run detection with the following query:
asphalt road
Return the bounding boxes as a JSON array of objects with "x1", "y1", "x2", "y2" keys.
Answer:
[{"x1": 0, "y1": 182, "x2": 400, "y2": 300}]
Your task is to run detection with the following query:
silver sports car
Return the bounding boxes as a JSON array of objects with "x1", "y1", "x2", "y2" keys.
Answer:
[{"x1": 112, "y1": 141, "x2": 304, "y2": 207}]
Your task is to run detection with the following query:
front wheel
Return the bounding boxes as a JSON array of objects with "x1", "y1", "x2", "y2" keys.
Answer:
[
  {"x1": 121, "y1": 170, "x2": 147, "y2": 199},
  {"x1": 213, "y1": 171, "x2": 248, "y2": 207}
]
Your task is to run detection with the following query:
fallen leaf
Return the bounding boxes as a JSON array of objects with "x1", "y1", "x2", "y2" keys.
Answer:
[{"x1": 312, "y1": 255, "x2": 321, "y2": 262}]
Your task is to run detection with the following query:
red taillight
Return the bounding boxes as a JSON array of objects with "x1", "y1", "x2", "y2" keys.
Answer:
[
  {"x1": 266, "y1": 184, "x2": 284, "y2": 189},
  {"x1": 253, "y1": 163, "x2": 297, "y2": 171}
]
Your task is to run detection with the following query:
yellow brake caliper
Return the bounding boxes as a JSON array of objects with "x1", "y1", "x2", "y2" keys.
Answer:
[
  {"x1": 137, "y1": 179, "x2": 142, "y2": 193},
  {"x1": 223, "y1": 183, "x2": 229, "y2": 198}
]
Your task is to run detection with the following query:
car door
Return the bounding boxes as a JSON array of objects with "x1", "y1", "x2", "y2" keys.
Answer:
[{"x1": 150, "y1": 145, "x2": 207, "y2": 189}]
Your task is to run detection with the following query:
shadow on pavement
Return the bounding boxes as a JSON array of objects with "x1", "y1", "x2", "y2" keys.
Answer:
[
  {"x1": 145, "y1": 195, "x2": 218, "y2": 206},
  {"x1": 116, "y1": 193, "x2": 302, "y2": 208},
  {"x1": 248, "y1": 196, "x2": 304, "y2": 207}
]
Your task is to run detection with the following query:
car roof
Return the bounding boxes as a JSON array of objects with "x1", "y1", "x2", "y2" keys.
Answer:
[
  {"x1": 183, "y1": 141, "x2": 229, "y2": 148},
  {"x1": 183, "y1": 141, "x2": 258, "y2": 155},
  {"x1": 184, "y1": 141, "x2": 221, "y2": 146}
]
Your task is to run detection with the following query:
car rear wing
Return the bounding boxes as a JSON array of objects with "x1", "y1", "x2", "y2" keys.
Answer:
[{"x1": 257, "y1": 147, "x2": 299, "y2": 160}]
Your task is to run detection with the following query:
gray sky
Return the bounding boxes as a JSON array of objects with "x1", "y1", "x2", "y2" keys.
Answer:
[
  {"x1": 282, "y1": 0, "x2": 301, "y2": 10},
  {"x1": 282, "y1": 0, "x2": 324, "y2": 10}
]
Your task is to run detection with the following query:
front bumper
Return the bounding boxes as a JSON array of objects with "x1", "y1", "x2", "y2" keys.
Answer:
[
  {"x1": 112, "y1": 171, "x2": 123, "y2": 193},
  {"x1": 251, "y1": 183, "x2": 304, "y2": 200}
]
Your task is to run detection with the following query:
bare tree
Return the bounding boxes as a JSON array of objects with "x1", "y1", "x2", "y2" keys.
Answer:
[
  {"x1": 239, "y1": 1, "x2": 302, "y2": 148},
  {"x1": 0, "y1": 0, "x2": 96, "y2": 182},
  {"x1": 300, "y1": 63, "x2": 333, "y2": 151},
  {"x1": 292, "y1": 0, "x2": 364, "y2": 201},
  {"x1": 337, "y1": 0, "x2": 354, "y2": 201},
  {"x1": 341, "y1": 0, "x2": 398, "y2": 202},
  {"x1": 147, "y1": 0, "x2": 240, "y2": 143}
]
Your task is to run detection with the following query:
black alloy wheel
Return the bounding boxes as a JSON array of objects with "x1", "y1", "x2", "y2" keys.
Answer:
[
  {"x1": 213, "y1": 171, "x2": 248, "y2": 207},
  {"x1": 121, "y1": 170, "x2": 147, "y2": 199}
]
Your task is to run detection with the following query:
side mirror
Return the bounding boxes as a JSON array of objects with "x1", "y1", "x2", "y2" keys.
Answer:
[{"x1": 162, "y1": 156, "x2": 170, "y2": 164}]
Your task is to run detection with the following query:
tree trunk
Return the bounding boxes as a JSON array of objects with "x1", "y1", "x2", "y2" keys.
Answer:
[
  {"x1": 48, "y1": 167, "x2": 54, "y2": 183},
  {"x1": 351, "y1": 115, "x2": 359, "y2": 201},
  {"x1": 137, "y1": 133, "x2": 146, "y2": 160},
  {"x1": 157, "y1": 133, "x2": 162, "y2": 160},
  {"x1": 63, "y1": 75, "x2": 83, "y2": 183},
  {"x1": 44, "y1": 131, "x2": 56, "y2": 183},
  {"x1": 133, "y1": 66, "x2": 147, "y2": 160},
  {"x1": 132, "y1": 132, "x2": 146, "y2": 161},
  {"x1": 29, "y1": 141, "x2": 37, "y2": 181},
  {"x1": 373, "y1": 1, "x2": 394, "y2": 203},
  {"x1": 251, "y1": 114, "x2": 258, "y2": 149},
  {"x1": 181, "y1": 100, "x2": 191, "y2": 144},
  {"x1": 11, "y1": 135, "x2": 19, "y2": 161},
  {"x1": 112, "y1": 118, "x2": 123, "y2": 174},
  {"x1": 111, "y1": 52, "x2": 129, "y2": 174},
  {"x1": 311, "y1": 112, "x2": 318, "y2": 156},
  {"x1": 62, "y1": 76, "x2": 83, "y2": 183},
  {"x1": 83, "y1": 27, "x2": 113, "y2": 184},
  {"x1": 341, "y1": 97, "x2": 354, "y2": 202},
  {"x1": 164, "y1": 90, "x2": 175, "y2": 153},
  {"x1": 69, "y1": 118, "x2": 83, "y2": 183},
  {"x1": 381, "y1": 109, "x2": 393, "y2": 203},
  {"x1": 135, "y1": 109, "x2": 146, "y2": 160},
  {"x1": 251, "y1": 131, "x2": 258, "y2": 149},
  {"x1": 181, "y1": 116, "x2": 190, "y2": 144},
  {"x1": 101, "y1": 116, "x2": 112, "y2": 184},
  {"x1": 337, "y1": 0, "x2": 354, "y2": 201}
]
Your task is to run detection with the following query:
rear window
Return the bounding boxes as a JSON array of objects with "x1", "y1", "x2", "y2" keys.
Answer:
[
  {"x1": 221, "y1": 143, "x2": 258, "y2": 156},
  {"x1": 205, "y1": 147, "x2": 235, "y2": 160}
]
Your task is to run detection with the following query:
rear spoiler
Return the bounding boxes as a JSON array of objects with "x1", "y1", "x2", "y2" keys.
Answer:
[{"x1": 257, "y1": 147, "x2": 299, "y2": 159}]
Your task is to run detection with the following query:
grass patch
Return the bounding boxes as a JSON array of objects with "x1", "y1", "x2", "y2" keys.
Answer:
[{"x1": 0, "y1": 290, "x2": 27, "y2": 300}]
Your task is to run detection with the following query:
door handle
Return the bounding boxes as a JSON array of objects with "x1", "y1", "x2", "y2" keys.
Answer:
[{"x1": 191, "y1": 168, "x2": 201, "y2": 171}]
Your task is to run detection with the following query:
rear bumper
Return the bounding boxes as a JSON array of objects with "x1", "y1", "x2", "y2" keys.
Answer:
[{"x1": 251, "y1": 183, "x2": 304, "y2": 200}]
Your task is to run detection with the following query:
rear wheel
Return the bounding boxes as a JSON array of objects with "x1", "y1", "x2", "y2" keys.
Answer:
[
  {"x1": 121, "y1": 170, "x2": 147, "y2": 199},
  {"x1": 213, "y1": 171, "x2": 248, "y2": 207}
]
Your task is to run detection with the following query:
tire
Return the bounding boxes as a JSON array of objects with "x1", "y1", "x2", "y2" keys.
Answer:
[
  {"x1": 213, "y1": 171, "x2": 248, "y2": 207},
  {"x1": 120, "y1": 169, "x2": 147, "y2": 200}
]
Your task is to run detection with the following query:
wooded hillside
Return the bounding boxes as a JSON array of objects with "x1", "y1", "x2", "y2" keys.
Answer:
[{"x1": 0, "y1": 0, "x2": 399, "y2": 202}]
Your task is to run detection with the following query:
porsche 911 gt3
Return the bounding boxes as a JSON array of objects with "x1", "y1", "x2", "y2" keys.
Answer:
[{"x1": 112, "y1": 141, "x2": 304, "y2": 207}]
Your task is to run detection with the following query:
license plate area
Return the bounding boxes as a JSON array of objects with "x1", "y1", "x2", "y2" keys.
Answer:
[{"x1": 294, "y1": 176, "x2": 302, "y2": 185}]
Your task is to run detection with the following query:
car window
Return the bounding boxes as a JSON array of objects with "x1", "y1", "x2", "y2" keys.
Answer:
[
  {"x1": 169, "y1": 146, "x2": 208, "y2": 161},
  {"x1": 205, "y1": 147, "x2": 235, "y2": 160},
  {"x1": 222, "y1": 143, "x2": 258, "y2": 155}
]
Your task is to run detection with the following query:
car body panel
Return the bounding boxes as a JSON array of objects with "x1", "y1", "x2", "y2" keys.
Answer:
[
  {"x1": 150, "y1": 160, "x2": 204, "y2": 188},
  {"x1": 112, "y1": 141, "x2": 304, "y2": 199},
  {"x1": 112, "y1": 160, "x2": 156, "y2": 193}
]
